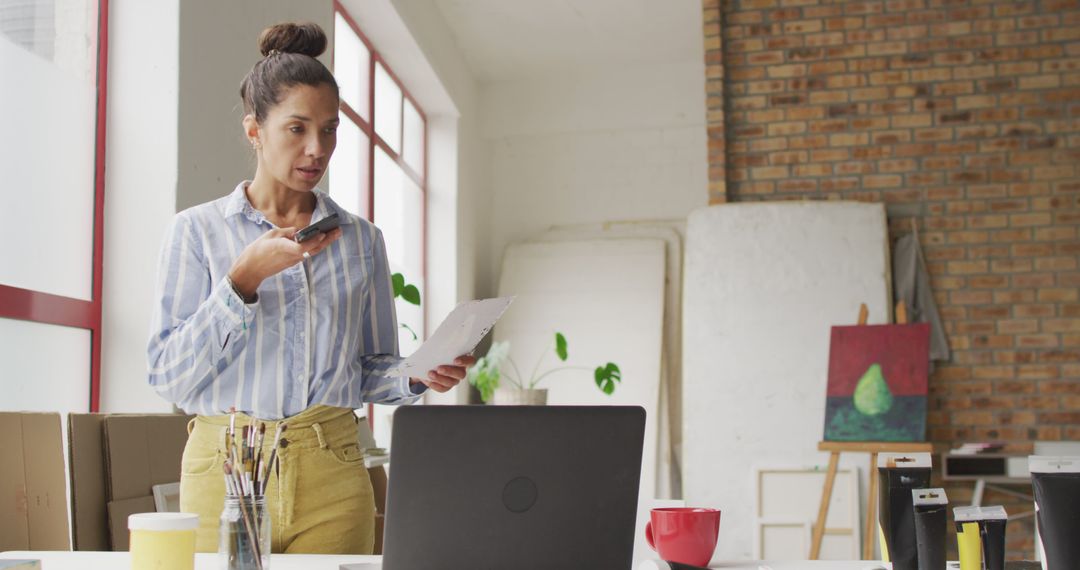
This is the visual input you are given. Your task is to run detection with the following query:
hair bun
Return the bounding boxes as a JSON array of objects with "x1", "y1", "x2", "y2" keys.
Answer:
[{"x1": 258, "y1": 22, "x2": 327, "y2": 58}]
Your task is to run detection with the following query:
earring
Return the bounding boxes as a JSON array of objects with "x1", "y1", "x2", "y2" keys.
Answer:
[{"x1": 251, "y1": 139, "x2": 261, "y2": 150}]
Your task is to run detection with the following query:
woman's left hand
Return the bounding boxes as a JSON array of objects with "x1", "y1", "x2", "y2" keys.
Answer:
[{"x1": 410, "y1": 355, "x2": 476, "y2": 393}]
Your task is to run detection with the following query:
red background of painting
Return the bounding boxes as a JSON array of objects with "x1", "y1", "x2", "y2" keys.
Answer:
[{"x1": 826, "y1": 323, "x2": 930, "y2": 397}]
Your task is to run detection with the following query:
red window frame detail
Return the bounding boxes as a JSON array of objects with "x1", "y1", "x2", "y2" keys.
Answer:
[
  {"x1": 0, "y1": 0, "x2": 109, "y2": 412},
  {"x1": 333, "y1": 2, "x2": 429, "y2": 424}
]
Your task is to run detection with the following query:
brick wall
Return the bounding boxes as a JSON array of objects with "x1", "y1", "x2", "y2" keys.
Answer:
[{"x1": 703, "y1": 0, "x2": 1079, "y2": 560}]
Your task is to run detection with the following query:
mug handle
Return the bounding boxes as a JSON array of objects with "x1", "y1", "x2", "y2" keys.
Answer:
[{"x1": 645, "y1": 521, "x2": 656, "y2": 552}]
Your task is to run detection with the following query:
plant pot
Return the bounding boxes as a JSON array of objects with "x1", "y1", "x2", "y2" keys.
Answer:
[{"x1": 491, "y1": 388, "x2": 548, "y2": 406}]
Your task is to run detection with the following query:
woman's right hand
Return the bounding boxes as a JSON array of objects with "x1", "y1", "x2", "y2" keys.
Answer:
[{"x1": 227, "y1": 227, "x2": 342, "y2": 299}]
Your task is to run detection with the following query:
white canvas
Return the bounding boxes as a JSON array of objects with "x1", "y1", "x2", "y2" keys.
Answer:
[
  {"x1": 754, "y1": 466, "x2": 860, "y2": 559},
  {"x1": 682, "y1": 201, "x2": 891, "y2": 560},
  {"x1": 496, "y1": 239, "x2": 666, "y2": 502},
  {"x1": 532, "y1": 221, "x2": 685, "y2": 499}
]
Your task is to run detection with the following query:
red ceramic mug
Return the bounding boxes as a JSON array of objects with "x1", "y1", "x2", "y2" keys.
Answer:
[{"x1": 645, "y1": 507, "x2": 721, "y2": 567}]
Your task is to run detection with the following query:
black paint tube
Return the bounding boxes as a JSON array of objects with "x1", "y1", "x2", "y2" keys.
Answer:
[
  {"x1": 1029, "y1": 456, "x2": 1080, "y2": 570},
  {"x1": 978, "y1": 505, "x2": 1008, "y2": 570},
  {"x1": 877, "y1": 452, "x2": 932, "y2": 570},
  {"x1": 912, "y1": 488, "x2": 947, "y2": 570}
]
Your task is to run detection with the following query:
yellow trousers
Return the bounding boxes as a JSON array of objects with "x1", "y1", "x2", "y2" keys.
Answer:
[{"x1": 179, "y1": 405, "x2": 375, "y2": 554}]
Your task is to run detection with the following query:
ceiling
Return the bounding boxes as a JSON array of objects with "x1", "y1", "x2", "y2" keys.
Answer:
[{"x1": 432, "y1": 0, "x2": 704, "y2": 82}]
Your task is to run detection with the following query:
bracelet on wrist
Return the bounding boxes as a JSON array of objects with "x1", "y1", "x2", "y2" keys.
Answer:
[{"x1": 227, "y1": 275, "x2": 257, "y2": 304}]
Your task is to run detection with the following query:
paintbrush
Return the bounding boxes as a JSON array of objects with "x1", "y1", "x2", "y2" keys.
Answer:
[
  {"x1": 261, "y1": 424, "x2": 287, "y2": 495},
  {"x1": 252, "y1": 423, "x2": 266, "y2": 494},
  {"x1": 223, "y1": 462, "x2": 263, "y2": 569}
]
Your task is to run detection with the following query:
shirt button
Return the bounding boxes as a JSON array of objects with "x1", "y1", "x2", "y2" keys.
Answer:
[{"x1": 296, "y1": 375, "x2": 303, "y2": 382}]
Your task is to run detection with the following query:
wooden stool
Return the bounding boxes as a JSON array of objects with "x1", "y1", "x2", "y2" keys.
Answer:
[{"x1": 809, "y1": 441, "x2": 934, "y2": 559}]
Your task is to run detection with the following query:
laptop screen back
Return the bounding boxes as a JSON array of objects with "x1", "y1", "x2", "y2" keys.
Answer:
[{"x1": 382, "y1": 405, "x2": 646, "y2": 569}]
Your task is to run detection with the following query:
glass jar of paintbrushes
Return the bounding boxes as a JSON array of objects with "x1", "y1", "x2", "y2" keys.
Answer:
[{"x1": 219, "y1": 418, "x2": 285, "y2": 570}]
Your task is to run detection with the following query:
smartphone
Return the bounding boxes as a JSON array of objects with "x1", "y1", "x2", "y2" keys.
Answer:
[{"x1": 294, "y1": 213, "x2": 340, "y2": 243}]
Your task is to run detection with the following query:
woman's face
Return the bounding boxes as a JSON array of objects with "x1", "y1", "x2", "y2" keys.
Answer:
[{"x1": 249, "y1": 83, "x2": 340, "y2": 193}]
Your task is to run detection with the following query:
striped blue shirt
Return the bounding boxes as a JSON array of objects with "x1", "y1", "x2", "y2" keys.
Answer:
[{"x1": 147, "y1": 181, "x2": 423, "y2": 419}]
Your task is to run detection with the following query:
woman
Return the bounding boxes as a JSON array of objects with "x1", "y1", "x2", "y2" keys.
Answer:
[{"x1": 147, "y1": 21, "x2": 472, "y2": 554}]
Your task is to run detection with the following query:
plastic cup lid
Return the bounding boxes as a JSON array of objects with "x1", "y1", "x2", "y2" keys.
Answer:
[{"x1": 128, "y1": 512, "x2": 199, "y2": 531}]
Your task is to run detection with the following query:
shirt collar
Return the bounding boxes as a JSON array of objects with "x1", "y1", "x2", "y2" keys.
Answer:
[{"x1": 224, "y1": 181, "x2": 354, "y2": 226}]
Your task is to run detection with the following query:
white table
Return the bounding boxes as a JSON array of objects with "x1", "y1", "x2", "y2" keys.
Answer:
[
  {"x1": 0, "y1": 552, "x2": 379, "y2": 569},
  {"x1": 2, "y1": 552, "x2": 891, "y2": 569}
]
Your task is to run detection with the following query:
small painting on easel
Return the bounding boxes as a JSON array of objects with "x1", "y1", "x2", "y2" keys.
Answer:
[{"x1": 824, "y1": 323, "x2": 930, "y2": 442}]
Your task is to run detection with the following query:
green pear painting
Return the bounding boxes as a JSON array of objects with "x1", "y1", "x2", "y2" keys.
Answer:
[{"x1": 824, "y1": 323, "x2": 930, "y2": 442}]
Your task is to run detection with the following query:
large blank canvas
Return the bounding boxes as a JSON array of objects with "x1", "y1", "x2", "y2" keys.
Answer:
[
  {"x1": 496, "y1": 239, "x2": 666, "y2": 503},
  {"x1": 531, "y1": 221, "x2": 685, "y2": 499},
  {"x1": 682, "y1": 202, "x2": 890, "y2": 560}
]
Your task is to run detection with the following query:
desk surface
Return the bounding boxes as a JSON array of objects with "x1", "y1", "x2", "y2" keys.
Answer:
[
  {"x1": 1, "y1": 552, "x2": 891, "y2": 570},
  {"x1": 0, "y1": 552, "x2": 377, "y2": 569}
]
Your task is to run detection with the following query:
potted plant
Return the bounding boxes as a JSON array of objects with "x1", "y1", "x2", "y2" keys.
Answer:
[{"x1": 467, "y1": 332, "x2": 621, "y2": 405}]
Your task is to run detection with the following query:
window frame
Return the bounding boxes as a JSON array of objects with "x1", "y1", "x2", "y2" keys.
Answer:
[
  {"x1": 0, "y1": 0, "x2": 109, "y2": 412},
  {"x1": 333, "y1": 2, "x2": 429, "y2": 422}
]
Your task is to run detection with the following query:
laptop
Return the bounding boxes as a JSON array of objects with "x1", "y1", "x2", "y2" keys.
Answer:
[{"x1": 370, "y1": 405, "x2": 646, "y2": 569}]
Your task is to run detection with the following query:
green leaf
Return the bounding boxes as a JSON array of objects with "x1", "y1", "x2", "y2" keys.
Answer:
[
  {"x1": 594, "y1": 362, "x2": 621, "y2": 395},
  {"x1": 466, "y1": 353, "x2": 502, "y2": 404},
  {"x1": 391, "y1": 273, "x2": 405, "y2": 298},
  {"x1": 400, "y1": 323, "x2": 418, "y2": 341},
  {"x1": 555, "y1": 332, "x2": 568, "y2": 361},
  {"x1": 402, "y1": 284, "x2": 421, "y2": 306}
]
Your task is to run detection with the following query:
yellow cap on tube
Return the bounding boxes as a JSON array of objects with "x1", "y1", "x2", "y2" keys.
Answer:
[{"x1": 954, "y1": 506, "x2": 985, "y2": 570}]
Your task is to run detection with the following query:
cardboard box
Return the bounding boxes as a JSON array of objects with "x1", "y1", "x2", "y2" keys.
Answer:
[
  {"x1": 368, "y1": 465, "x2": 387, "y2": 515},
  {"x1": 103, "y1": 415, "x2": 191, "y2": 503},
  {"x1": 68, "y1": 414, "x2": 108, "y2": 551},
  {"x1": 101, "y1": 414, "x2": 191, "y2": 550},
  {"x1": 368, "y1": 465, "x2": 387, "y2": 554},
  {"x1": 0, "y1": 413, "x2": 71, "y2": 551},
  {"x1": 106, "y1": 495, "x2": 156, "y2": 551}
]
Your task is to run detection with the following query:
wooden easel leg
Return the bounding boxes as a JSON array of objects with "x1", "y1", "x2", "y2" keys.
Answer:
[
  {"x1": 810, "y1": 451, "x2": 840, "y2": 560},
  {"x1": 864, "y1": 452, "x2": 879, "y2": 560}
]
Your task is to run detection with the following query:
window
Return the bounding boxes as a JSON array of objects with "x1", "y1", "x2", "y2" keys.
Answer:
[
  {"x1": 333, "y1": 3, "x2": 428, "y2": 445},
  {"x1": 0, "y1": 0, "x2": 107, "y2": 413}
]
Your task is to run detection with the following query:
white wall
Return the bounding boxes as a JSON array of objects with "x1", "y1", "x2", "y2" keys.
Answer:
[
  {"x1": 176, "y1": 1, "x2": 334, "y2": 211},
  {"x1": 480, "y1": 60, "x2": 708, "y2": 298},
  {"x1": 382, "y1": 0, "x2": 490, "y2": 405},
  {"x1": 382, "y1": 0, "x2": 489, "y2": 312},
  {"x1": 99, "y1": 0, "x2": 180, "y2": 413},
  {"x1": 100, "y1": 0, "x2": 336, "y2": 412}
]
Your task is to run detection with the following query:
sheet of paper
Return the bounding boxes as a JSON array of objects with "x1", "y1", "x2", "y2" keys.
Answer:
[{"x1": 380, "y1": 296, "x2": 515, "y2": 378}]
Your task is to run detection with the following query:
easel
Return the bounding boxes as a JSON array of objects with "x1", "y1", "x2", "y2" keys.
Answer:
[
  {"x1": 808, "y1": 302, "x2": 934, "y2": 560},
  {"x1": 809, "y1": 440, "x2": 934, "y2": 559}
]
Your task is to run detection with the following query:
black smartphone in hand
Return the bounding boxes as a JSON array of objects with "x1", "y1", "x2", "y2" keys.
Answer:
[{"x1": 294, "y1": 213, "x2": 340, "y2": 243}]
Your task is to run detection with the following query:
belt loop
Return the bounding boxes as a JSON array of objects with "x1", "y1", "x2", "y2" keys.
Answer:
[
  {"x1": 312, "y1": 422, "x2": 328, "y2": 449},
  {"x1": 186, "y1": 417, "x2": 196, "y2": 435}
]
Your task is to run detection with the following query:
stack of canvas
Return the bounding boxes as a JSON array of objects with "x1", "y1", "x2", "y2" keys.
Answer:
[
  {"x1": 496, "y1": 224, "x2": 679, "y2": 502},
  {"x1": 526, "y1": 222, "x2": 686, "y2": 499}
]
